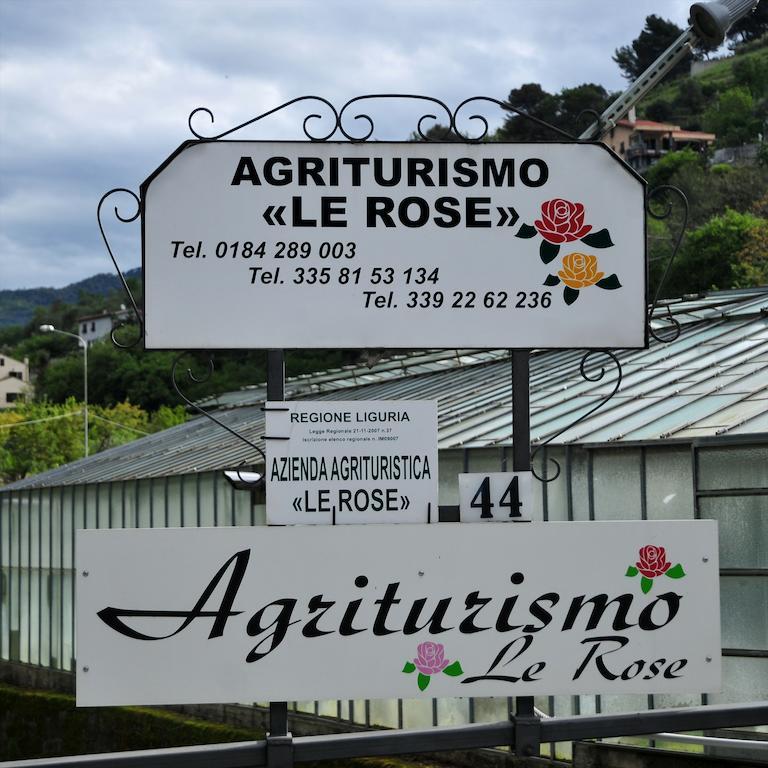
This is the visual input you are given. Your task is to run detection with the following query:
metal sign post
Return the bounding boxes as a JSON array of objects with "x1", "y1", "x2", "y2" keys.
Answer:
[{"x1": 267, "y1": 349, "x2": 290, "y2": 750}]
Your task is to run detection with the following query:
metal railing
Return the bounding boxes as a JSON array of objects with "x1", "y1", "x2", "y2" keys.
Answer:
[{"x1": 2, "y1": 701, "x2": 767, "y2": 767}]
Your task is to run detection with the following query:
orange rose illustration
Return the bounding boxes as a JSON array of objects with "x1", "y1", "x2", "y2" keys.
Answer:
[{"x1": 557, "y1": 252, "x2": 604, "y2": 289}]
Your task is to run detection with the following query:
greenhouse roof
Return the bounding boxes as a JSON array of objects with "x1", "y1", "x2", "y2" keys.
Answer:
[{"x1": 3, "y1": 287, "x2": 767, "y2": 490}]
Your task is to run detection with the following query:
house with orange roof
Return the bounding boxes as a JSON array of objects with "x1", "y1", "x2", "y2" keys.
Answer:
[{"x1": 604, "y1": 108, "x2": 716, "y2": 172}]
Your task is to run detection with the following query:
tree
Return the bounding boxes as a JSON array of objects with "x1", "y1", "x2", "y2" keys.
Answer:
[
  {"x1": 498, "y1": 83, "x2": 559, "y2": 141},
  {"x1": 727, "y1": 3, "x2": 768, "y2": 44},
  {"x1": 497, "y1": 83, "x2": 614, "y2": 141},
  {"x1": 659, "y1": 209, "x2": 764, "y2": 298},
  {"x1": 732, "y1": 55, "x2": 768, "y2": 100},
  {"x1": 0, "y1": 398, "x2": 186, "y2": 483},
  {"x1": 703, "y1": 86, "x2": 762, "y2": 146},
  {"x1": 613, "y1": 15, "x2": 691, "y2": 82}
]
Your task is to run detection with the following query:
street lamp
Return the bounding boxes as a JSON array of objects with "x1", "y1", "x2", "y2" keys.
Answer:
[{"x1": 40, "y1": 324, "x2": 89, "y2": 457}]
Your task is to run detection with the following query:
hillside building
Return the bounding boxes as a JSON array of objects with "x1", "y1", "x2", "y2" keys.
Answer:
[
  {"x1": 0, "y1": 354, "x2": 30, "y2": 408},
  {"x1": 604, "y1": 108, "x2": 716, "y2": 172}
]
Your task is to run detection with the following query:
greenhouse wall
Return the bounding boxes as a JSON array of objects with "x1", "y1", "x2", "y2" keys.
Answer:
[{"x1": 1, "y1": 439, "x2": 765, "y2": 754}]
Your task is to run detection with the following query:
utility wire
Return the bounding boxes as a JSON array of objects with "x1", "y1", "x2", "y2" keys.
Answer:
[
  {"x1": 0, "y1": 411, "x2": 151, "y2": 436},
  {"x1": 0, "y1": 411, "x2": 82, "y2": 428}
]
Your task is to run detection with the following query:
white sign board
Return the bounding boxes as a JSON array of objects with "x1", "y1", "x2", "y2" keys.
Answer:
[
  {"x1": 77, "y1": 521, "x2": 720, "y2": 706},
  {"x1": 265, "y1": 399, "x2": 437, "y2": 524},
  {"x1": 459, "y1": 472, "x2": 533, "y2": 522},
  {"x1": 142, "y1": 142, "x2": 646, "y2": 349}
]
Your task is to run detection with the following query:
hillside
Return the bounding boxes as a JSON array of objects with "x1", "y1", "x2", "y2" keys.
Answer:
[
  {"x1": 0, "y1": 268, "x2": 141, "y2": 328},
  {"x1": 637, "y1": 40, "x2": 768, "y2": 128}
]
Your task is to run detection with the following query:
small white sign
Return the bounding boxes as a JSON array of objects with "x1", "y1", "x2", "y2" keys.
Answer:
[
  {"x1": 77, "y1": 521, "x2": 720, "y2": 707},
  {"x1": 141, "y1": 141, "x2": 646, "y2": 349},
  {"x1": 459, "y1": 472, "x2": 533, "y2": 522},
  {"x1": 265, "y1": 400, "x2": 437, "y2": 524}
]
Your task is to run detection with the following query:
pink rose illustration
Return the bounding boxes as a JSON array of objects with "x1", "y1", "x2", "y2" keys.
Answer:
[
  {"x1": 626, "y1": 544, "x2": 685, "y2": 594},
  {"x1": 534, "y1": 199, "x2": 592, "y2": 244},
  {"x1": 402, "y1": 642, "x2": 463, "y2": 691},
  {"x1": 414, "y1": 641, "x2": 449, "y2": 675}
]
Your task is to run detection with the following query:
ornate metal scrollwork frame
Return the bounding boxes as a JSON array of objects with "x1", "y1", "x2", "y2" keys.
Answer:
[
  {"x1": 97, "y1": 188, "x2": 143, "y2": 348},
  {"x1": 646, "y1": 185, "x2": 689, "y2": 343},
  {"x1": 171, "y1": 353, "x2": 265, "y2": 462},
  {"x1": 99, "y1": 95, "x2": 685, "y2": 477},
  {"x1": 531, "y1": 350, "x2": 622, "y2": 482}
]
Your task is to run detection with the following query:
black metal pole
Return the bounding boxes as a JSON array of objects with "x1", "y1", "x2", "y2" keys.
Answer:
[
  {"x1": 510, "y1": 349, "x2": 540, "y2": 758},
  {"x1": 266, "y1": 349, "x2": 292, "y2": 766}
]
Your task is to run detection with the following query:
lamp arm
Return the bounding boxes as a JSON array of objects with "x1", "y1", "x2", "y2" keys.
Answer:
[
  {"x1": 580, "y1": 0, "x2": 760, "y2": 140},
  {"x1": 579, "y1": 27, "x2": 699, "y2": 139}
]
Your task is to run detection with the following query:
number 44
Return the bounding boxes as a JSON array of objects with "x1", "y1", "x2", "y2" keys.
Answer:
[{"x1": 458, "y1": 472, "x2": 533, "y2": 523}]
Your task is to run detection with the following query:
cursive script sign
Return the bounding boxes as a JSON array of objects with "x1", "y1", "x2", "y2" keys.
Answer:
[{"x1": 76, "y1": 521, "x2": 720, "y2": 706}]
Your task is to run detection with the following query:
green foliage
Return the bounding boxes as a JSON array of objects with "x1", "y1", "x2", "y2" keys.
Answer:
[
  {"x1": 731, "y1": 54, "x2": 768, "y2": 99},
  {"x1": 0, "y1": 683, "x2": 262, "y2": 760},
  {"x1": 645, "y1": 149, "x2": 768, "y2": 230},
  {"x1": 0, "y1": 683, "x2": 430, "y2": 768},
  {"x1": 613, "y1": 15, "x2": 691, "y2": 82},
  {"x1": 728, "y1": 5, "x2": 768, "y2": 46},
  {"x1": 703, "y1": 86, "x2": 762, "y2": 146},
  {"x1": 497, "y1": 82, "x2": 616, "y2": 140},
  {"x1": 0, "y1": 398, "x2": 186, "y2": 484},
  {"x1": 634, "y1": 42, "x2": 768, "y2": 135},
  {"x1": 644, "y1": 148, "x2": 704, "y2": 189},
  {"x1": 658, "y1": 209, "x2": 765, "y2": 298}
]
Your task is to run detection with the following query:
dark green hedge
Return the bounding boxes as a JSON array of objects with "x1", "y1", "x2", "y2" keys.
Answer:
[
  {"x1": 0, "y1": 684, "x2": 439, "y2": 768},
  {"x1": 0, "y1": 684, "x2": 262, "y2": 760}
]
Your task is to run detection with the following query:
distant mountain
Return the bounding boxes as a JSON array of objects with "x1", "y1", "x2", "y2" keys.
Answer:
[{"x1": 0, "y1": 268, "x2": 141, "y2": 328}]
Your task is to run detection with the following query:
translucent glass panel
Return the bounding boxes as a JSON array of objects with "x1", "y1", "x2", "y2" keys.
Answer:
[
  {"x1": 368, "y1": 697, "x2": 398, "y2": 727},
  {"x1": 708, "y1": 656, "x2": 768, "y2": 705},
  {"x1": 472, "y1": 696, "x2": 508, "y2": 723},
  {"x1": 350, "y1": 698, "x2": 367, "y2": 725},
  {"x1": 402, "y1": 697, "x2": 432, "y2": 728},
  {"x1": 438, "y1": 450, "x2": 463, "y2": 506},
  {"x1": 198, "y1": 474, "x2": 216, "y2": 527},
  {"x1": 436, "y1": 696, "x2": 469, "y2": 726},
  {"x1": 166, "y1": 477, "x2": 183, "y2": 527},
  {"x1": 540, "y1": 447, "x2": 568, "y2": 522},
  {"x1": 569, "y1": 448, "x2": 592, "y2": 521},
  {"x1": 233, "y1": 487, "x2": 253, "y2": 527},
  {"x1": 137, "y1": 480, "x2": 152, "y2": 528},
  {"x1": 181, "y1": 475, "x2": 199, "y2": 527},
  {"x1": 699, "y1": 496, "x2": 767, "y2": 568},
  {"x1": 699, "y1": 446, "x2": 768, "y2": 490},
  {"x1": 721, "y1": 576, "x2": 768, "y2": 650},
  {"x1": 645, "y1": 447, "x2": 694, "y2": 520},
  {"x1": 592, "y1": 449, "x2": 642, "y2": 521},
  {"x1": 467, "y1": 448, "x2": 503, "y2": 473}
]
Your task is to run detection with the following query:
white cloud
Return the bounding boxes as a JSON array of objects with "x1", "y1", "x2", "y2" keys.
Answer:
[{"x1": 0, "y1": 0, "x2": 705, "y2": 289}]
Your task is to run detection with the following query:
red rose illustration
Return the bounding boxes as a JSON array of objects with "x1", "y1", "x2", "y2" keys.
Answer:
[
  {"x1": 534, "y1": 199, "x2": 592, "y2": 244},
  {"x1": 636, "y1": 545, "x2": 672, "y2": 579}
]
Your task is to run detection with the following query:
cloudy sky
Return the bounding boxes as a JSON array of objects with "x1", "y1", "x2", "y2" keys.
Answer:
[{"x1": 0, "y1": 0, "x2": 696, "y2": 290}]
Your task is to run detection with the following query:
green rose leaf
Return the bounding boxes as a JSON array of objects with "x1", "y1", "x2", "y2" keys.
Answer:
[
  {"x1": 402, "y1": 661, "x2": 416, "y2": 674},
  {"x1": 641, "y1": 576, "x2": 654, "y2": 594},
  {"x1": 443, "y1": 661, "x2": 464, "y2": 677},
  {"x1": 543, "y1": 274, "x2": 560, "y2": 287},
  {"x1": 596, "y1": 274, "x2": 622, "y2": 290},
  {"x1": 515, "y1": 223, "x2": 538, "y2": 239},
  {"x1": 581, "y1": 228, "x2": 614, "y2": 248},
  {"x1": 625, "y1": 566, "x2": 639, "y2": 577},
  {"x1": 540, "y1": 241, "x2": 560, "y2": 264},
  {"x1": 417, "y1": 673, "x2": 431, "y2": 691},
  {"x1": 665, "y1": 564, "x2": 686, "y2": 579},
  {"x1": 564, "y1": 286, "x2": 579, "y2": 305}
]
